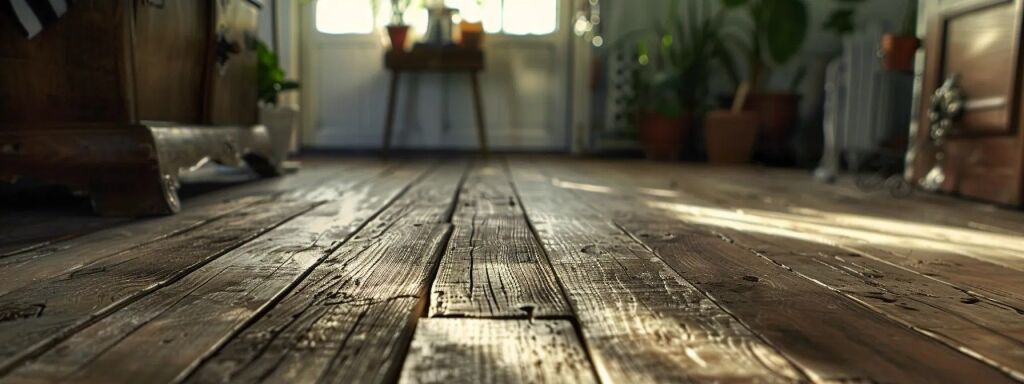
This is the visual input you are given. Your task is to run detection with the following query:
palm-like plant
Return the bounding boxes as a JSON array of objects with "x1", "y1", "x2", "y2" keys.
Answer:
[
  {"x1": 624, "y1": 0, "x2": 746, "y2": 119},
  {"x1": 721, "y1": 0, "x2": 809, "y2": 90}
]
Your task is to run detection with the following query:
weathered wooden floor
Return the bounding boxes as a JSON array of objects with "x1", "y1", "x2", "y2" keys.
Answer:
[{"x1": 2, "y1": 156, "x2": 1024, "y2": 383}]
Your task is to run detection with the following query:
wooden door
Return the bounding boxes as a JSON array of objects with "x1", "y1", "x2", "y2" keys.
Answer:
[
  {"x1": 913, "y1": 0, "x2": 1024, "y2": 205},
  {"x1": 206, "y1": 0, "x2": 261, "y2": 126}
]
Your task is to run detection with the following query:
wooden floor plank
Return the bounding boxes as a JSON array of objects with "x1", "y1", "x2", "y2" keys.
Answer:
[
  {"x1": 431, "y1": 162, "x2": 570, "y2": 318},
  {"x1": 589, "y1": 160, "x2": 1024, "y2": 309},
  {"x1": 714, "y1": 228, "x2": 1024, "y2": 380},
  {"x1": 0, "y1": 161, "x2": 389, "y2": 375},
  {"x1": 0, "y1": 196, "x2": 320, "y2": 374},
  {"x1": 0, "y1": 159, "x2": 370, "y2": 259},
  {"x1": 0, "y1": 214, "x2": 126, "y2": 259},
  {"x1": 185, "y1": 162, "x2": 466, "y2": 384},
  {"x1": 0, "y1": 161, "x2": 384, "y2": 297},
  {"x1": 507, "y1": 163, "x2": 804, "y2": 383},
  {"x1": 0, "y1": 196, "x2": 271, "y2": 297},
  {"x1": 399, "y1": 319, "x2": 598, "y2": 384},
  {"x1": 530, "y1": 158, "x2": 1020, "y2": 383},
  {"x1": 1, "y1": 163, "x2": 434, "y2": 383}
]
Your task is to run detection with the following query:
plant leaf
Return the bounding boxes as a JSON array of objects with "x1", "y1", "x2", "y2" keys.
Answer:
[{"x1": 762, "y1": 0, "x2": 808, "y2": 65}]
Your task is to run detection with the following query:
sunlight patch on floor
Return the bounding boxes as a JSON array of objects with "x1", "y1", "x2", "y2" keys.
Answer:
[
  {"x1": 647, "y1": 200, "x2": 1024, "y2": 270},
  {"x1": 547, "y1": 176, "x2": 1024, "y2": 270}
]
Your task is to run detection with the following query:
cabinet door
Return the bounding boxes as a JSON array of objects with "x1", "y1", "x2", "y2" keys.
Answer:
[
  {"x1": 134, "y1": 0, "x2": 209, "y2": 123},
  {"x1": 206, "y1": 0, "x2": 261, "y2": 126},
  {"x1": 914, "y1": 0, "x2": 1024, "y2": 205}
]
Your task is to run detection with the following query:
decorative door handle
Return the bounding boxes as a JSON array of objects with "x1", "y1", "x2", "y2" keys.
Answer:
[
  {"x1": 928, "y1": 74, "x2": 965, "y2": 144},
  {"x1": 921, "y1": 74, "x2": 965, "y2": 191}
]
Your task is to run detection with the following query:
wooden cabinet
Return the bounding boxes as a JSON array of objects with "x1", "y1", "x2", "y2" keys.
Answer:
[
  {"x1": 0, "y1": 0, "x2": 276, "y2": 216},
  {"x1": 912, "y1": 0, "x2": 1024, "y2": 205}
]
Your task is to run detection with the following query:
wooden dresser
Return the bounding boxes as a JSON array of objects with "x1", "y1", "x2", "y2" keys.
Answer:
[
  {"x1": 912, "y1": 0, "x2": 1024, "y2": 205},
  {"x1": 0, "y1": 0, "x2": 277, "y2": 216}
]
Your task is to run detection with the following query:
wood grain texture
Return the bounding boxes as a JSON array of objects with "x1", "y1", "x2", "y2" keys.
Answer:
[
  {"x1": 621, "y1": 220, "x2": 1017, "y2": 384},
  {"x1": 714, "y1": 228, "x2": 1024, "y2": 381},
  {"x1": 530, "y1": 158, "x2": 1020, "y2": 383},
  {"x1": 0, "y1": 196, "x2": 268, "y2": 297},
  {"x1": 2, "y1": 164, "x2": 433, "y2": 383},
  {"x1": 186, "y1": 224, "x2": 451, "y2": 384},
  {"x1": 185, "y1": 164, "x2": 466, "y2": 383},
  {"x1": 399, "y1": 319, "x2": 598, "y2": 384},
  {"x1": 0, "y1": 198, "x2": 317, "y2": 373},
  {"x1": 0, "y1": 213, "x2": 126, "y2": 258},
  {"x1": 572, "y1": 159, "x2": 1024, "y2": 314},
  {"x1": 507, "y1": 165, "x2": 804, "y2": 383},
  {"x1": 431, "y1": 163, "x2": 570, "y2": 318},
  {"x1": 0, "y1": 162, "x2": 386, "y2": 298}
]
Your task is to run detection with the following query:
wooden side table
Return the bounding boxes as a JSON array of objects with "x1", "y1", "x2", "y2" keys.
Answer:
[{"x1": 383, "y1": 48, "x2": 487, "y2": 157}]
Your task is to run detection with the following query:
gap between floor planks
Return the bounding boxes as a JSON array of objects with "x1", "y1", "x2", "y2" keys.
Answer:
[{"x1": 183, "y1": 161, "x2": 468, "y2": 383}]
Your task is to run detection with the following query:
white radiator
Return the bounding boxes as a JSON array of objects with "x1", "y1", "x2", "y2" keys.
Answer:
[{"x1": 817, "y1": 24, "x2": 914, "y2": 182}]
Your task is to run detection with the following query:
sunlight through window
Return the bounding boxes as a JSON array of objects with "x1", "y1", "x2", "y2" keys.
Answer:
[
  {"x1": 316, "y1": 0, "x2": 374, "y2": 34},
  {"x1": 501, "y1": 0, "x2": 557, "y2": 35},
  {"x1": 316, "y1": 0, "x2": 557, "y2": 36}
]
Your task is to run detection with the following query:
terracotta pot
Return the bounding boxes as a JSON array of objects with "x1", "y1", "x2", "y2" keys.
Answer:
[
  {"x1": 705, "y1": 110, "x2": 759, "y2": 164},
  {"x1": 639, "y1": 112, "x2": 690, "y2": 161},
  {"x1": 458, "y1": 22, "x2": 484, "y2": 49},
  {"x1": 747, "y1": 93, "x2": 799, "y2": 140},
  {"x1": 881, "y1": 34, "x2": 920, "y2": 72},
  {"x1": 387, "y1": 25, "x2": 410, "y2": 51}
]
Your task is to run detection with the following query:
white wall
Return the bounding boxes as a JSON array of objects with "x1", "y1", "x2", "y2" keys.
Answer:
[{"x1": 257, "y1": 0, "x2": 301, "y2": 103}]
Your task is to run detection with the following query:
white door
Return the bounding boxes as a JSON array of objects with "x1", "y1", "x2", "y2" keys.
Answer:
[{"x1": 301, "y1": 0, "x2": 571, "y2": 151}]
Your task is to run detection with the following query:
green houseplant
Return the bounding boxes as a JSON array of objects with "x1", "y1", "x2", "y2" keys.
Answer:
[
  {"x1": 721, "y1": 0, "x2": 808, "y2": 143},
  {"x1": 626, "y1": 0, "x2": 745, "y2": 160},
  {"x1": 257, "y1": 40, "x2": 299, "y2": 106}
]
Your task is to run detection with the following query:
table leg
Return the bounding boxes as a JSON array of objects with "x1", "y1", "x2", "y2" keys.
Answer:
[
  {"x1": 470, "y1": 71, "x2": 488, "y2": 157},
  {"x1": 383, "y1": 71, "x2": 401, "y2": 159}
]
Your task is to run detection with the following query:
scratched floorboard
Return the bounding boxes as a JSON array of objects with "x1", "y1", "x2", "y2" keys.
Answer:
[{"x1": 1, "y1": 156, "x2": 1023, "y2": 384}]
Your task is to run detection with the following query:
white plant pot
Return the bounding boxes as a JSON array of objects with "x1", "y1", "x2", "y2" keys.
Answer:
[{"x1": 259, "y1": 105, "x2": 298, "y2": 164}]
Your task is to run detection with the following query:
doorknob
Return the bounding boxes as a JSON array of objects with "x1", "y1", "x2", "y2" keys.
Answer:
[{"x1": 921, "y1": 74, "x2": 966, "y2": 191}]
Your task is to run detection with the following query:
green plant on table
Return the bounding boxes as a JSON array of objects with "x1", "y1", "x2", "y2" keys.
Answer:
[
  {"x1": 389, "y1": 0, "x2": 413, "y2": 25},
  {"x1": 256, "y1": 40, "x2": 299, "y2": 106}
]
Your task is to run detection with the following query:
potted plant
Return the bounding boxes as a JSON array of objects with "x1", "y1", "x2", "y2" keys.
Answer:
[
  {"x1": 626, "y1": 0, "x2": 744, "y2": 160},
  {"x1": 881, "y1": 0, "x2": 919, "y2": 72},
  {"x1": 256, "y1": 40, "x2": 300, "y2": 165},
  {"x1": 706, "y1": 83, "x2": 760, "y2": 164},
  {"x1": 387, "y1": 0, "x2": 413, "y2": 51},
  {"x1": 722, "y1": 0, "x2": 808, "y2": 142}
]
